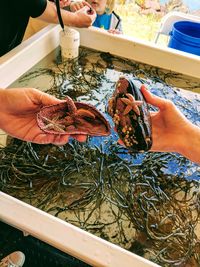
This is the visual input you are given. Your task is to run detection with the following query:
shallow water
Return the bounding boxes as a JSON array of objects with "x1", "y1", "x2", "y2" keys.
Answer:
[{"x1": 1, "y1": 46, "x2": 200, "y2": 266}]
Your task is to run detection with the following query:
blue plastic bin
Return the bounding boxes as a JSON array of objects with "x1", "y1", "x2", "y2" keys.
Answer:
[{"x1": 168, "y1": 21, "x2": 200, "y2": 56}]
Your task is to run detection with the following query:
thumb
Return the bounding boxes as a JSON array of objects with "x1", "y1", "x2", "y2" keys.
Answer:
[
  {"x1": 140, "y1": 85, "x2": 166, "y2": 110},
  {"x1": 39, "y1": 91, "x2": 65, "y2": 106}
]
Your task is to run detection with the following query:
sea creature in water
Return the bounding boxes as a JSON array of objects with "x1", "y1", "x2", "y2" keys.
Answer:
[
  {"x1": 37, "y1": 96, "x2": 111, "y2": 136},
  {"x1": 108, "y1": 76, "x2": 152, "y2": 152}
]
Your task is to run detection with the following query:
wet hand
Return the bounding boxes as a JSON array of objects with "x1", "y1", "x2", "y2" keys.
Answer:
[{"x1": 73, "y1": 6, "x2": 96, "y2": 27}]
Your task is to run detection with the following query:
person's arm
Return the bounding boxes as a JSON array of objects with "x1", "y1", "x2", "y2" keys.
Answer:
[
  {"x1": 141, "y1": 85, "x2": 200, "y2": 164},
  {"x1": 38, "y1": 0, "x2": 96, "y2": 28},
  {"x1": 0, "y1": 88, "x2": 87, "y2": 145}
]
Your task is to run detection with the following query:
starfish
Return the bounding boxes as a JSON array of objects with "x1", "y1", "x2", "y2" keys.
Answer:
[
  {"x1": 64, "y1": 96, "x2": 96, "y2": 123},
  {"x1": 41, "y1": 115, "x2": 66, "y2": 133},
  {"x1": 64, "y1": 108, "x2": 96, "y2": 127},
  {"x1": 121, "y1": 93, "x2": 143, "y2": 116}
]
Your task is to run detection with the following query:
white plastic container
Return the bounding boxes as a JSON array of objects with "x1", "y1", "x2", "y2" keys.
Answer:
[
  {"x1": 60, "y1": 27, "x2": 80, "y2": 59},
  {"x1": 1, "y1": 24, "x2": 200, "y2": 267}
]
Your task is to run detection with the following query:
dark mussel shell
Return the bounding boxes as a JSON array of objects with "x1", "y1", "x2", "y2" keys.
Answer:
[
  {"x1": 108, "y1": 76, "x2": 152, "y2": 152},
  {"x1": 37, "y1": 96, "x2": 111, "y2": 136}
]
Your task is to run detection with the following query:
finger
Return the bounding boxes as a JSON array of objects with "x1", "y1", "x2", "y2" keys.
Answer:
[
  {"x1": 82, "y1": 1, "x2": 92, "y2": 8},
  {"x1": 77, "y1": 5, "x2": 89, "y2": 13},
  {"x1": 117, "y1": 139, "x2": 125, "y2": 146},
  {"x1": 75, "y1": 4, "x2": 82, "y2": 11},
  {"x1": 52, "y1": 134, "x2": 70, "y2": 145},
  {"x1": 149, "y1": 111, "x2": 158, "y2": 118},
  {"x1": 37, "y1": 90, "x2": 65, "y2": 106},
  {"x1": 61, "y1": 0, "x2": 70, "y2": 5},
  {"x1": 77, "y1": 5, "x2": 95, "y2": 17},
  {"x1": 73, "y1": 5, "x2": 78, "y2": 11},
  {"x1": 108, "y1": 29, "x2": 120, "y2": 34},
  {"x1": 32, "y1": 131, "x2": 69, "y2": 145},
  {"x1": 77, "y1": 3, "x2": 82, "y2": 9},
  {"x1": 140, "y1": 85, "x2": 167, "y2": 109},
  {"x1": 72, "y1": 134, "x2": 87, "y2": 142}
]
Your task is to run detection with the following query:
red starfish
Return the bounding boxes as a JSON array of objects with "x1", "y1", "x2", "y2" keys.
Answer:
[
  {"x1": 121, "y1": 93, "x2": 143, "y2": 116},
  {"x1": 64, "y1": 108, "x2": 96, "y2": 127}
]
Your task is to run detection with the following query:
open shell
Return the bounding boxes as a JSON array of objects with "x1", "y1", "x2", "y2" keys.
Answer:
[
  {"x1": 108, "y1": 76, "x2": 152, "y2": 152},
  {"x1": 37, "y1": 96, "x2": 111, "y2": 137}
]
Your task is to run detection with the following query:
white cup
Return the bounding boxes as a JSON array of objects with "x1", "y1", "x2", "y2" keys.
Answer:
[{"x1": 60, "y1": 27, "x2": 80, "y2": 59}]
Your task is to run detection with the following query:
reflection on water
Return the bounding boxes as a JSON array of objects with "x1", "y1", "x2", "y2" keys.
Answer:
[{"x1": 1, "y1": 47, "x2": 200, "y2": 267}]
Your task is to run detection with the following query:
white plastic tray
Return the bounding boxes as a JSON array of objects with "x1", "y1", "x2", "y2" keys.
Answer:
[
  {"x1": 0, "y1": 24, "x2": 199, "y2": 267},
  {"x1": 0, "y1": 25, "x2": 200, "y2": 89}
]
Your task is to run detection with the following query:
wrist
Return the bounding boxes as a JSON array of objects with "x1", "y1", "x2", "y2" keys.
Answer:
[
  {"x1": 62, "y1": 10, "x2": 76, "y2": 26},
  {"x1": 177, "y1": 122, "x2": 200, "y2": 164}
]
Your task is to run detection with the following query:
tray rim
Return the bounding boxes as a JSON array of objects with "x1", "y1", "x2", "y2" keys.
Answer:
[
  {"x1": 0, "y1": 192, "x2": 159, "y2": 267},
  {"x1": 0, "y1": 25, "x2": 200, "y2": 89}
]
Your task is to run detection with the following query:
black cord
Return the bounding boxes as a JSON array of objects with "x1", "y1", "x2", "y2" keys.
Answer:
[
  {"x1": 55, "y1": 0, "x2": 64, "y2": 30},
  {"x1": 112, "y1": 11, "x2": 121, "y2": 30}
]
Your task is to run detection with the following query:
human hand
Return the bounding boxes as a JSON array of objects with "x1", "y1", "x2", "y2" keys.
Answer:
[
  {"x1": 71, "y1": 6, "x2": 96, "y2": 27},
  {"x1": 70, "y1": 0, "x2": 91, "y2": 12},
  {"x1": 108, "y1": 29, "x2": 122, "y2": 34},
  {"x1": 140, "y1": 85, "x2": 191, "y2": 153},
  {"x1": 116, "y1": 85, "x2": 200, "y2": 163},
  {"x1": 42, "y1": 1, "x2": 96, "y2": 28},
  {"x1": 0, "y1": 88, "x2": 87, "y2": 145},
  {"x1": 141, "y1": 85, "x2": 200, "y2": 164}
]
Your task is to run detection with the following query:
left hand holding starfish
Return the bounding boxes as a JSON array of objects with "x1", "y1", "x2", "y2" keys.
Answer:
[{"x1": 0, "y1": 88, "x2": 87, "y2": 145}]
